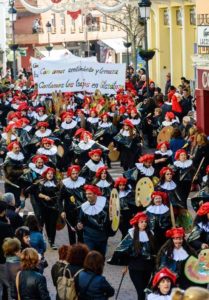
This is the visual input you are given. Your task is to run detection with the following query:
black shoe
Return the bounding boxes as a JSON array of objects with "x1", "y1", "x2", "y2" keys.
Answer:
[{"x1": 50, "y1": 243, "x2": 58, "y2": 250}]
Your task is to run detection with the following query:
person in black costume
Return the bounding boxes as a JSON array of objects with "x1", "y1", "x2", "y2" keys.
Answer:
[{"x1": 93, "y1": 166, "x2": 113, "y2": 199}]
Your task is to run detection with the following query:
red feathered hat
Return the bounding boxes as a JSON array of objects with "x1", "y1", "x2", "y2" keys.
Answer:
[
  {"x1": 7, "y1": 112, "x2": 21, "y2": 121},
  {"x1": 5, "y1": 123, "x2": 17, "y2": 132},
  {"x1": 197, "y1": 202, "x2": 209, "y2": 216},
  {"x1": 88, "y1": 148, "x2": 102, "y2": 157},
  {"x1": 159, "y1": 166, "x2": 174, "y2": 178},
  {"x1": 41, "y1": 138, "x2": 54, "y2": 145},
  {"x1": 96, "y1": 166, "x2": 108, "y2": 178},
  {"x1": 114, "y1": 177, "x2": 128, "y2": 188},
  {"x1": 67, "y1": 165, "x2": 81, "y2": 177},
  {"x1": 175, "y1": 149, "x2": 187, "y2": 161},
  {"x1": 152, "y1": 267, "x2": 176, "y2": 288},
  {"x1": 119, "y1": 106, "x2": 126, "y2": 114},
  {"x1": 80, "y1": 131, "x2": 92, "y2": 141},
  {"x1": 41, "y1": 167, "x2": 56, "y2": 178},
  {"x1": 123, "y1": 119, "x2": 134, "y2": 129},
  {"x1": 32, "y1": 154, "x2": 48, "y2": 164},
  {"x1": 61, "y1": 111, "x2": 74, "y2": 121},
  {"x1": 157, "y1": 141, "x2": 170, "y2": 150},
  {"x1": 36, "y1": 106, "x2": 45, "y2": 112},
  {"x1": 151, "y1": 191, "x2": 167, "y2": 203},
  {"x1": 165, "y1": 112, "x2": 175, "y2": 120},
  {"x1": 7, "y1": 141, "x2": 20, "y2": 152},
  {"x1": 90, "y1": 108, "x2": 98, "y2": 116},
  {"x1": 100, "y1": 112, "x2": 109, "y2": 119},
  {"x1": 166, "y1": 227, "x2": 185, "y2": 238},
  {"x1": 139, "y1": 154, "x2": 155, "y2": 163},
  {"x1": 84, "y1": 185, "x2": 102, "y2": 196},
  {"x1": 74, "y1": 128, "x2": 85, "y2": 138},
  {"x1": 17, "y1": 102, "x2": 29, "y2": 111},
  {"x1": 130, "y1": 212, "x2": 148, "y2": 226},
  {"x1": 37, "y1": 122, "x2": 49, "y2": 128}
]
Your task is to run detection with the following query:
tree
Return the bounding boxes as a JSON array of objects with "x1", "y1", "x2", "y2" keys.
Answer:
[{"x1": 97, "y1": 0, "x2": 144, "y2": 70}]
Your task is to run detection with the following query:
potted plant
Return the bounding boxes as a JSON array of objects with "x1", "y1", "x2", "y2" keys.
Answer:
[
  {"x1": 139, "y1": 48, "x2": 155, "y2": 61},
  {"x1": 9, "y1": 44, "x2": 19, "y2": 51}
]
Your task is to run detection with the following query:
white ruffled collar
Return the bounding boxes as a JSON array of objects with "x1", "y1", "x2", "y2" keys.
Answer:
[
  {"x1": 120, "y1": 129, "x2": 130, "y2": 137},
  {"x1": 37, "y1": 145, "x2": 57, "y2": 156},
  {"x1": 43, "y1": 180, "x2": 56, "y2": 187},
  {"x1": 174, "y1": 160, "x2": 193, "y2": 169},
  {"x1": 128, "y1": 118, "x2": 141, "y2": 125},
  {"x1": 81, "y1": 196, "x2": 106, "y2": 216},
  {"x1": 87, "y1": 117, "x2": 99, "y2": 124},
  {"x1": 162, "y1": 120, "x2": 178, "y2": 127},
  {"x1": 198, "y1": 222, "x2": 209, "y2": 232},
  {"x1": 119, "y1": 190, "x2": 131, "y2": 199},
  {"x1": 135, "y1": 163, "x2": 155, "y2": 177},
  {"x1": 28, "y1": 163, "x2": 48, "y2": 175},
  {"x1": 96, "y1": 180, "x2": 111, "y2": 188},
  {"x1": 6, "y1": 151, "x2": 24, "y2": 161},
  {"x1": 35, "y1": 129, "x2": 52, "y2": 138},
  {"x1": 1, "y1": 133, "x2": 17, "y2": 141},
  {"x1": 85, "y1": 160, "x2": 104, "y2": 172},
  {"x1": 146, "y1": 204, "x2": 169, "y2": 215},
  {"x1": 61, "y1": 120, "x2": 77, "y2": 130},
  {"x1": 155, "y1": 150, "x2": 173, "y2": 157},
  {"x1": 128, "y1": 228, "x2": 149, "y2": 242},
  {"x1": 23, "y1": 125, "x2": 32, "y2": 132},
  {"x1": 173, "y1": 247, "x2": 189, "y2": 261},
  {"x1": 78, "y1": 140, "x2": 95, "y2": 150},
  {"x1": 62, "y1": 177, "x2": 85, "y2": 189},
  {"x1": 148, "y1": 294, "x2": 171, "y2": 300},
  {"x1": 160, "y1": 181, "x2": 176, "y2": 190},
  {"x1": 34, "y1": 113, "x2": 48, "y2": 121},
  {"x1": 203, "y1": 175, "x2": 208, "y2": 183},
  {"x1": 98, "y1": 122, "x2": 112, "y2": 128}
]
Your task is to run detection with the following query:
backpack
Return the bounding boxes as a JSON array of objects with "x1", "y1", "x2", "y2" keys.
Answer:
[{"x1": 57, "y1": 266, "x2": 82, "y2": 300}]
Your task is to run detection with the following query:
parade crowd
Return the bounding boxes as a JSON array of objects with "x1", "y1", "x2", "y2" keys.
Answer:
[{"x1": 0, "y1": 67, "x2": 209, "y2": 300}]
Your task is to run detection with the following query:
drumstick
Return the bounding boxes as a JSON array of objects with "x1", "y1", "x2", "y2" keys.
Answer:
[
  {"x1": 191, "y1": 157, "x2": 205, "y2": 185},
  {"x1": 170, "y1": 203, "x2": 176, "y2": 228}
]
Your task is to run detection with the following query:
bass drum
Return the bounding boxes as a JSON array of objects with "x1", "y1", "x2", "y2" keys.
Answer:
[
  {"x1": 109, "y1": 188, "x2": 120, "y2": 232},
  {"x1": 108, "y1": 142, "x2": 120, "y2": 162},
  {"x1": 157, "y1": 126, "x2": 174, "y2": 144},
  {"x1": 135, "y1": 177, "x2": 154, "y2": 207}
]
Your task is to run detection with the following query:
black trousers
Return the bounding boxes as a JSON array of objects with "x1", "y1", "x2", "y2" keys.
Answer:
[
  {"x1": 129, "y1": 267, "x2": 152, "y2": 300},
  {"x1": 66, "y1": 210, "x2": 83, "y2": 245},
  {"x1": 41, "y1": 206, "x2": 59, "y2": 244},
  {"x1": 30, "y1": 195, "x2": 43, "y2": 227}
]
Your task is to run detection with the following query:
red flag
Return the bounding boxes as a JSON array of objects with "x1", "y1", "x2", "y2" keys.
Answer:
[{"x1": 67, "y1": 9, "x2": 81, "y2": 20}]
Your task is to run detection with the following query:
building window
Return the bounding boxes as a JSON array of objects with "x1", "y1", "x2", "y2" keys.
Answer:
[
  {"x1": 163, "y1": 9, "x2": 170, "y2": 26},
  {"x1": 176, "y1": 8, "x2": 183, "y2": 26},
  {"x1": 71, "y1": 19, "x2": 76, "y2": 33},
  {"x1": 79, "y1": 15, "x2": 84, "y2": 33},
  {"x1": 51, "y1": 13, "x2": 56, "y2": 33},
  {"x1": 190, "y1": 8, "x2": 196, "y2": 26},
  {"x1": 102, "y1": 16, "x2": 107, "y2": 31},
  {"x1": 60, "y1": 13, "x2": 66, "y2": 33}
]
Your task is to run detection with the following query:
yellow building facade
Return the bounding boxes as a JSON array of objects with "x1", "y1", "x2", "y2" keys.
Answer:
[{"x1": 148, "y1": 0, "x2": 196, "y2": 89}]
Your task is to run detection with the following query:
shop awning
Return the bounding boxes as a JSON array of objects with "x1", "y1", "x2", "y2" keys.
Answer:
[
  {"x1": 100, "y1": 38, "x2": 129, "y2": 54},
  {"x1": 35, "y1": 46, "x2": 70, "y2": 59}
]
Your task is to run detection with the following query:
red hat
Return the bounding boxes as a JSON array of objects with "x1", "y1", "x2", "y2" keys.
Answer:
[
  {"x1": 139, "y1": 154, "x2": 155, "y2": 163},
  {"x1": 152, "y1": 268, "x2": 176, "y2": 288},
  {"x1": 80, "y1": 130, "x2": 92, "y2": 141},
  {"x1": 130, "y1": 212, "x2": 148, "y2": 226},
  {"x1": 151, "y1": 191, "x2": 167, "y2": 203},
  {"x1": 32, "y1": 154, "x2": 48, "y2": 164},
  {"x1": 157, "y1": 141, "x2": 170, "y2": 150},
  {"x1": 96, "y1": 166, "x2": 108, "y2": 178},
  {"x1": 117, "y1": 88, "x2": 124, "y2": 94},
  {"x1": 159, "y1": 166, "x2": 174, "y2": 178},
  {"x1": 37, "y1": 122, "x2": 49, "y2": 128},
  {"x1": 206, "y1": 165, "x2": 209, "y2": 174},
  {"x1": 61, "y1": 111, "x2": 74, "y2": 121},
  {"x1": 197, "y1": 202, "x2": 209, "y2": 216},
  {"x1": 119, "y1": 106, "x2": 126, "y2": 114},
  {"x1": 41, "y1": 138, "x2": 54, "y2": 145},
  {"x1": 7, "y1": 112, "x2": 21, "y2": 121},
  {"x1": 166, "y1": 227, "x2": 185, "y2": 238},
  {"x1": 114, "y1": 177, "x2": 128, "y2": 188},
  {"x1": 100, "y1": 112, "x2": 109, "y2": 119},
  {"x1": 5, "y1": 123, "x2": 17, "y2": 132},
  {"x1": 123, "y1": 119, "x2": 134, "y2": 129},
  {"x1": 15, "y1": 118, "x2": 30, "y2": 128},
  {"x1": 17, "y1": 103, "x2": 29, "y2": 111},
  {"x1": 90, "y1": 108, "x2": 98, "y2": 116},
  {"x1": 130, "y1": 89, "x2": 137, "y2": 96},
  {"x1": 67, "y1": 165, "x2": 81, "y2": 177},
  {"x1": 84, "y1": 185, "x2": 102, "y2": 196},
  {"x1": 36, "y1": 107, "x2": 45, "y2": 112},
  {"x1": 74, "y1": 128, "x2": 85, "y2": 137},
  {"x1": 130, "y1": 107, "x2": 138, "y2": 114},
  {"x1": 7, "y1": 141, "x2": 20, "y2": 152},
  {"x1": 41, "y1": 167, "x2": 56, "y2": 178},
  {"x1": 175, "y1": 149, "x2": 187, "y2": 160},
  {"x1": 88, "y1": 148, "x2": 102, "y2": 157},
  {"x1": 165, "y1": 112, "x2": 175, "y2": 120}
]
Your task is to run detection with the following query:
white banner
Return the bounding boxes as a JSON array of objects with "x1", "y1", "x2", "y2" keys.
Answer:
[{"x1": 31, "y1": 58, "x2": 126, "y2": 94}]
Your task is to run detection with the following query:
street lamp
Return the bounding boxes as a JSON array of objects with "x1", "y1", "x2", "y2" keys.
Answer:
[
  {"x1": 45, "y1": 21, "x2": 53, "y2": 56},
  {"x1": 139, "y1": 0, "x2": 152, "y2": 97},
  {"x1": 8, "y1": 0, "x2": 18, "y2": 80}
]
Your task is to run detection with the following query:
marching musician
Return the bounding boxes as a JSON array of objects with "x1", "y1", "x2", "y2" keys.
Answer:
[
  {"x1": 37, "y1": 138, "x2": 59, "y2": 169},
  {"x1": 60, "y1": 165, "x2": 86, "y2": 245},
  {"x1": 77, "y1": 184, "x2": 111, "y2": 257},
  {"x1": 93, "y1": 166, "x2": 113, "y2": 199}
]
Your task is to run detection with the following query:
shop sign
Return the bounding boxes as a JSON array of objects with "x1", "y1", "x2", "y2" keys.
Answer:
[
  {"x1": 197, "y1": 69, "x2": 209, "y2": 90},
  {"x1": 198, "y1": 26, "x2": 209, "y2": 47}
]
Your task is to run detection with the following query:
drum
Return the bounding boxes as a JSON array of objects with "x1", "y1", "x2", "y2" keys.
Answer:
[
  {"x1": 176, "y1": 209, "x2": 193, "y2": 233},
  {"x1": 109, "y1": 188, "x2": 120, "y2": 232},
  {"x1": 185, "y1": 249, "x2": 209, "y2": 284},
  {"x1": 157, "y1": 126, "x2": 174, "y2": 144},
  {"x1": 108, "y1": 142, "x2": 120, "y2": 162},
  {"x1": 135, "y1": 177, "x2": 154, "y2": 207},
  {"x1": 56, "y1": 215, "x2": 66, "y2": 231}
]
